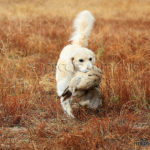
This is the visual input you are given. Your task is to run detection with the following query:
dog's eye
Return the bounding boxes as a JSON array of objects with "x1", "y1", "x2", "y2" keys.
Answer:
[
  {"x1": 79, "y1": 59, "x2": 84, "y2": 62},
  {"x1": 89, "y1": 58, "x2": 92, "y2": 61}
]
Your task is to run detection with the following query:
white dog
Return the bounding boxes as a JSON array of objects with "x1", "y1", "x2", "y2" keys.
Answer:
[{"x1": 56, "y1": 10, "x2": 95, "y2": 118}]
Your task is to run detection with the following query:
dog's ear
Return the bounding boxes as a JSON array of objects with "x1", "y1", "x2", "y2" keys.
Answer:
[{"x1": 66, "y1": 57, "x2": 74, "y2": 73}]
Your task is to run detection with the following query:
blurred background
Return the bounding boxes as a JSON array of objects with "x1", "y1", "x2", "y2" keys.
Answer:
[{"x1": 1, "y1": 0, "x2": 150, "y2": 19}]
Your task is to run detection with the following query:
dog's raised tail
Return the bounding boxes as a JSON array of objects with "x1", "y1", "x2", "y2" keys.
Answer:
[{"x1": 69, "y1": 10, "x2": 95, "y2": 47}]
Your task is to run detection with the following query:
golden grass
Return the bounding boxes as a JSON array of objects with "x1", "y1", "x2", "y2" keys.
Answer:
[{"x1": 0, "y1": 0, "x2": 150, "y2": 149}]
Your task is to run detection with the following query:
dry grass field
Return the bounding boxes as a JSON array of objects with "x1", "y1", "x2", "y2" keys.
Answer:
[{"x1": 0, "y1": 0, "x2": 150, "y2": 149}]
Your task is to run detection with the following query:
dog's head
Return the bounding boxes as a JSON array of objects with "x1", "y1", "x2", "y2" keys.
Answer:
[{"x1": 67, "y1": 48, "x2": 95, "y2": 73}]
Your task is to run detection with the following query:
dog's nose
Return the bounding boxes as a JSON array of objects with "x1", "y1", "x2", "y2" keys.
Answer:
[{"x1": 87, "y1": 64, "x2": 92, "y2": 69}]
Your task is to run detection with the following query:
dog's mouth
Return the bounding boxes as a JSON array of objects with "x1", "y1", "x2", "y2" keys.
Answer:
[
  {"x1": 78, "y1": 68, "x2": 89, "y2": 73},
  {"x1": 80, "y1": 70, "x2": 88, "y2": 73}
]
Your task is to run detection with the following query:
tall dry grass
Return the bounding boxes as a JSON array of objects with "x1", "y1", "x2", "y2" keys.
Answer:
[{"x1": 0, "y1": 0, "x2": 150, "y2": 149}]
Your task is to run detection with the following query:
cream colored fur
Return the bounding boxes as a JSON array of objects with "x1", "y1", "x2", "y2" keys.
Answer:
[
  {"x1": 69, "y1": 10, "x2": 95, "y2": 47},
  {"x1": 56, "y1": 10, "x2": 95, "y2": 118}
]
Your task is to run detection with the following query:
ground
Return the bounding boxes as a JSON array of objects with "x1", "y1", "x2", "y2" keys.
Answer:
[{"x1": 0, "y1": 0, "x2": 150, "y2": 149}]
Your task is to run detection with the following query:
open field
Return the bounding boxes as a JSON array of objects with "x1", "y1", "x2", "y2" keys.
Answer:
[{"x1": 0, "y1": 0, "x2": 150, "y2": 149}]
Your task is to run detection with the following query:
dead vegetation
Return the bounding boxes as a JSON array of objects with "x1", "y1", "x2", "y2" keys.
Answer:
[{"x1": 0, "y1": 0, "x2": 150, "y2": 149}]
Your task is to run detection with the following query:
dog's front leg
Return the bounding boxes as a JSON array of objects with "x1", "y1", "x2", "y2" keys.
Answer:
[{"x1": 60, "y1": 97, "x2": 75, "y2": 118}]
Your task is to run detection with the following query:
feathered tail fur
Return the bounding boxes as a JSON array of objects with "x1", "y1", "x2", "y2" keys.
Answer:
[{"x1": 69, "y1": 10, "x2": 95, "y2": 47}]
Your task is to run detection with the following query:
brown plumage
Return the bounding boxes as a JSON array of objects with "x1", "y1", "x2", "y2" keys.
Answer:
[{"x1": 62, "y1": 66, "x2": 102, "y2": 100}]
